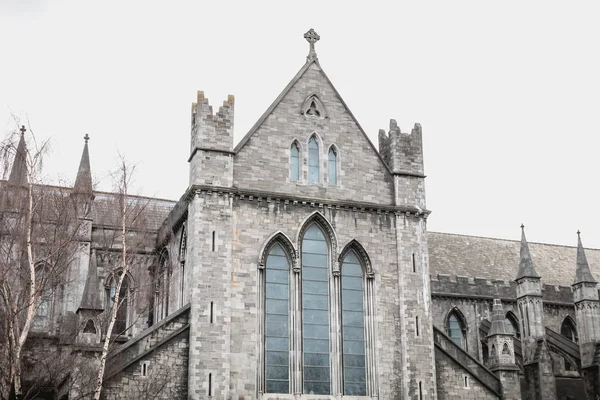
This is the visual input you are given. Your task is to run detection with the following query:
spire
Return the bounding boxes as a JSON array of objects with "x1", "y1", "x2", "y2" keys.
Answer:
[
  {"x1": 574, "y1": 230, "x2": 596, "y2": 284},
  {"x1": 73, "y1": 134, "x2": 93, "y2": 194},
  {"x1": 516, "y1": 224, "x2": 540, "y2": 280},
  {"x1": 304, "y1": 28, "x2": 320, "y2": 62},
  {"x1": 78, "y1": 249, "x2": 103, "y2": 312},
  {"x1": 8, "y1": 125, "x2": 28, "y2": 186},
  {"x1": 488, "y1": 299, "x2": 508, "y2": 336}
]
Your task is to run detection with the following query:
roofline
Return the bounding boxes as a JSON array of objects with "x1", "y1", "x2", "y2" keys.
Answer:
[{"x1": 429, "y1": 230, "x2": 600, "y2": 251}]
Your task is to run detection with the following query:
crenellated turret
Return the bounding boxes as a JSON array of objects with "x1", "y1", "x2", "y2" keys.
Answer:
[
  {"x1": 188, "y1": 91, "x2": 235, "y2": 187},
  {"x1": 378, "y1": 120, "x2": 426, "y2": 210}
]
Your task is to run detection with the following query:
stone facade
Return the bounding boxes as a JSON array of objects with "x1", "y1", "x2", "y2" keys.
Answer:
[{"x1": 6, "y1": 30, "x2": 600, "y2": 400}]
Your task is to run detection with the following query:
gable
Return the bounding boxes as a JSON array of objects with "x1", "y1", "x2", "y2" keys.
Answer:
[{"x1": 233, "y1": 61, "x2": 395, "y2": 206}]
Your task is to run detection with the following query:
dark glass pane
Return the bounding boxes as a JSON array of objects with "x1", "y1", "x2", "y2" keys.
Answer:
[
  {"x1": 266, "y1": 337, "x2": 288, "y2": 351},
  {"x1": 344, "y1": 382, "x2": 367, "y2": 396},
  {"x1": 267, "y1": 317, "x2": 289, "y2": 337},
  {"x1": 304, "y1": 366, "x2": 330, "y2": 381},
  {"x1": 304, "y1": 381, "x2": 330, "y2": 395},
  {"x1": 343, "y1": 262, "x2": 362, "y2": 277},
  {"x1": 266, "y1": 380, "x2": 289, "y2": 394},
  {"x1": 328, "y1": 149, "x2": 337, "y2": 185},
  {"x1": 303, "y1": 239, "x2": 328, "y2": 254},
  {"x1": 342, "y1": 276, "x2": 363, "y2": 290},
  {"x1": 303, "y1": 281, "x2": 328, "y2": 295},
  {"x1": 343, "y1": 311, "x2": 365, "y2": 327},
  {"x1": 266, "y1": 351, "x2": 289, "y2": 366},
  {"x1": 342, "y1": 296, "x2": 363, "y2": 312},
  {"x1": 344, "y1": 354, "x2": 366, "y2": 367},
  {"x1": 266, "y1": 299, "x2": 288, "y2": 315},
  {"x1": 343, "y1": 340, "x2": 366, "y2": 355},
  {"x1": 308, "y1": 137, "x2": 319, "y2": 183},
  {"x1": 303, "y1": 266, "x2": 328, "y2": 281},
  {"x1": 343, "y1": 326, "x2": 365, "y2": 341},
  {"x1": 303, "y1": 294, "x2": 328, "y2": 311},
  {"x1": 304, "y1": 352, "x2": 329, "y2": 366},
  {"x1": 344, "y1": 367, "x2": 366, "y2": 383},
  {"x1": 304, "y1": 323, "x2": 329, "y2": 339},
  {"x1": 302, "y1": 253, "x2": 327, "y2": 267},
  {"x1": 303, "y1": 225, "x2": 325, "y2": 241},
  {"x1": 266, "y1": 269, "x2": 288, "y2": 284},
  {"x1": 267, "y1": 254, "x2": 288, "y2": 269},
  {"x1": 266, "y1": 283, "x2": 288, "y2": 300},
  {"x1": 291, "y1": 144, "x2": 300, "y2": 181},
  {"x1": 266, "y1": 366, "x2": 289, "y2": 380},
  {"x1": 304, "y1": 339, "x2": 329, "y2": 353}
]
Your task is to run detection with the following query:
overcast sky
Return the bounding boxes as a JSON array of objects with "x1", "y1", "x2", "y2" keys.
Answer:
[{"x1": 1, "y1": 1, "x2": 599, "y2": 249}]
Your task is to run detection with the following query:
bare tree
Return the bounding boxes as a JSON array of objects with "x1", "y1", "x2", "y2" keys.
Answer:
[{"x1": 0, "y1": 125, "x2": 91, "y2": 399}]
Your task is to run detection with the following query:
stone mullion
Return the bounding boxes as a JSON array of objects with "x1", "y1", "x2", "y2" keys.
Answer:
[
  {"x1": 332, "y1": 271, "x2": 342, "y2": 397},
  {"x1": 365, "y1": 277, "x2": 378, "y2": 399},
  {"x1": 292, "y1": 268, "x2": 302, "y2": 396}
]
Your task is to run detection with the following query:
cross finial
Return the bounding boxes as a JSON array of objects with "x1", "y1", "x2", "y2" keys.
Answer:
[
  {"x1": 304, "y1": 28, "x2": 320, "y2": 61},
  {"x1": 84, "y1": 134, "x2": 90, "y2": 144},
  {"x1": 19, "y1": 125, "x2": 26, "y2": 136},
  {"x1": 577, "y1": 230, "x2": 581, "y2": 236},
  {"x1": 520, "y1": 223, "x2": 525, "y2": 230}
]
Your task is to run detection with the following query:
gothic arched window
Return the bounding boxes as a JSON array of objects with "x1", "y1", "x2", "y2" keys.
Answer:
[
  {"x1": 561, "y1": 316, "x2": 578, "y2": 344},
  {"x1": 302, "y1": 224, "x2": 330, "y2": 395},
  {"x1": 290, "y1": 142, "x2": 300, "y2": 181},
  {"x1": 341, "y1": 250, "x2": 366, "y2": 396},
  {"x1": 179, "y1": 224, "x2": 187, "y2": 308},
  {"x1": 328, "y1": 147, "x2": 337, "y2": 185},
  {"x1": 33, "y1": 263, "x2": 54, "y2": 331},
  {"x1": 106, "y1": 271, "x2": 133, "y2": 336},
  {"x1": 265, "y1": 243, "x2": 291, "y2": 394},
  {"x1": 155, "y1": 250, "x2": 170, "y2": 322},
  {"x1": 447, "y1": 309, "x2": 466, "y2": 349},
  {"x1": 504, "y1": 312, "x2": 520, "y2": 339},
  {"x1": 308, "y1": 136, "x2": 320, "y2": 183}
]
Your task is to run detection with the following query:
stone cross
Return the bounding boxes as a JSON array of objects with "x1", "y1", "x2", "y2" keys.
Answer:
[
  {"x1": 19, "y1": 125, "x2": 26, "y2": 135},
  {"x1": 84, "y1": 134, "x2": 90, "y2": 144},
  {"x1": 304, "y1": 28, "x2": 320, "y2": 61}
]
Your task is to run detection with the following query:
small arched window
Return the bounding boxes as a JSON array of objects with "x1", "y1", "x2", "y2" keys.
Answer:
[
  {"x1": 447, "y1": 310, "x2": 466, "y2": 349},
  {"x1": 504, "y1": 312, "x2": 520, "y2": 339},
  {"x1": 561, "y1": 317, "x2": 578, "y2": 344},
  {"x1": 502, "y1": 342, "x2": 511, "y2": 355},
  {"x1": 106, "y1": 272, "x2": 132, "y2": 335},
  {"x1": 328, "y1": 147, "x2": 337, "y2": 185},
  {"x1": 308, "y1": 136, "x2": 320, "y2": 183},
  {"x1": 290, "y1": 142, "x2": 300, "y2": 181},
  {"x1": 33, "y1": 264, "x2": 54, "y2": 331}
]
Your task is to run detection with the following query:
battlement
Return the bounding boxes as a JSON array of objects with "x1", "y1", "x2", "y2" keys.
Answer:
[
  {"x1": 378, "y1": 119, "x2": 423, "y2": 175},
  {"x1": 431, "y1": 274, "x2": 574, "y2": 304},
  {"x1": 190, "y1": 91, "x2": 235, "y2": 154}
]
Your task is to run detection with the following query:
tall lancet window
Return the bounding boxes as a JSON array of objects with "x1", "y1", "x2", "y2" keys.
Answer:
[
  {"x1": 308, "y1": 136, "x2": 320, "y2": 183},
  {"x1": 290, "y1": 142, "x2": 300, "y2": 181},
  {"x1": 341, "y1": 250, "x2": 366, "y2": 395},
  {"x1": 265, "y1": 244, "x2": 291, "y2": 393},
  {"x1": 328, "y1": 147, "x2": 337, "y2": 185},
  {"x1": 302, "y1": 224, "x2": 330, "y2": 394}
]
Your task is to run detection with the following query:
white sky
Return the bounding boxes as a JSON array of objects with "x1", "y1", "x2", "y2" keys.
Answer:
[{"x1": 1, "y1": 1, "x2": 599, "y2": 249}]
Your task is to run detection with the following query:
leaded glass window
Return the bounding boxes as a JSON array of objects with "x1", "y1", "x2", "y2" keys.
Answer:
[
  {"x1": 265, "y1": 244, "x2": 290, "y2": 393},
  {"x1": 328, "y1": 147, "x2": 337, "y2": 185},
  {"x1": 308, "y1": 137, "x2": 320, "y2": 183},
  {"x1": 341, "y1": 250, "x2": 366, "y2": 396},
  {"x1": 561, "y1": 317, "x2": 578, "y2": 344},
  {"x1": 302, "y1": 224, "x2": 330, "y2": 395},
  {"x1": 291, "y1": 143, "x2": 300, "y2": 181},
  {"x1": 447, "y1": 313, "x2": 464, "y2": 348}
]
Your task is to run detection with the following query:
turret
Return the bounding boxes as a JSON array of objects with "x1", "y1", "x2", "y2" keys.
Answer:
[
  {"x1": 572, "y1": 231, "x2": 600, "y2": 368},
  {"x1": 8, "y1": 125, "x2": 28, "y2": 187},
  {"x1": 71, "y1": 134, "x2": 94, "y2": 215},
  {"x1": 487, "y1": 299, "x2": 521, "y2": 400},
  {"x1": 188, "y1": 91, "x2": 235, "y2": 187},
  {"x1": 378, "y1": 120, "x2": 425, "y2": 210},
  {"x1": 76, "y1": 249, "x2": 102, "y2": 345}
]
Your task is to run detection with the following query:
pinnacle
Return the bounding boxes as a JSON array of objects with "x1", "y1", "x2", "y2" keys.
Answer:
[
  {"x1": 516, "y1": 224, "x2": 540, "y2": 280},
  {"x1": 574, "y1": 231, "x2": 596, "y2": 284},
  {"x1": 73, "y1": 134, "x2": 93, "y2": 195}
]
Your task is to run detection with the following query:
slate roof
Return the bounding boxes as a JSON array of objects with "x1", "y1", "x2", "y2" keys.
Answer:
[{"x1": 429, "y1": 231, "x2": 600, "y2": 286}]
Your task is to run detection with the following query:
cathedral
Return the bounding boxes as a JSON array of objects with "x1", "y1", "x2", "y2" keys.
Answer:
[{"x1": 3, "y1": 29, "x2": 600, "y2": 400}]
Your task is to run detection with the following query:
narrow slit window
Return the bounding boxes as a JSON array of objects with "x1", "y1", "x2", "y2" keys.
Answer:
[
  {"x1": 208, "y1": 373, "x2": 212, "y2": 396},
  {"x1": 210, "y1": 301, "x2": 214, "y2": 323},
  {"x1": 464, "y1": 376, "x2": 469, "y2": 387},
  {"x1": 308, "y1": 136, "x2": 320, "y2": 183},
  {"x1": 212, "y1": 231, "x2": 216, "y2": 252},
  {"x1": 291, "y1": 143, "x2": 300, "y2": 181},
  {"x1": 328, "y1": 147, "x2": 337, "y2": 185},
  {"x1": 419, "y1": 381, "x2": 423, "y2": 400},
  {"x1": 412, "y1": 253, "x2": 416, "y2": 272},
  {"x1": 416, "y1": 316, "x2": 420, "y2": 336}
]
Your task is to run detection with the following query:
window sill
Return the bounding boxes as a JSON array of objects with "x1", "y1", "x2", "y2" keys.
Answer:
[{"x1": 261, "y1": 395, "x2": 372, "y2": 400}]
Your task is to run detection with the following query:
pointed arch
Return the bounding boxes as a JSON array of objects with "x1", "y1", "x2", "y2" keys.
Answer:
[
  {"x1": 339, "y1": 239, "x2": 373, "y2": 278},
  {"x1": 327, "y1": 144, "x2": 339, "y2": 185},
  {"x1": 297, "y1": 211, "x2": 338, "y2": 273},
  {"x1": 561, "y1": 315, "x2": 578, "y2": 344},
  {"x1": 301, "y1": 93, "x2": 327, "y2": 119},
  {"x1": 258, "y1": 231, "x2": 297, "y2": 270},
  {"x1": 83, "y1": 319, "x2": 97, "y2": 334},
  {"x1": 32, "y1": 261, "x2": 55, "y2": 331},
  {"x1": 502, "y1": 342, "x2": 511, "y2": 355},
  {"x1": 445, "y1": 306, "x2": 468, "y2": 349},
  {"x1": 307, "y1": 133, "x2": 322, "y2": 184},
  {"x1": 290, "y1": 139, "x2": 302, "y2": 182},
  {"x1": 504, "y1": 311, "x2": 520, "y2": 338},
  {"x1": 178, "y1": 223, "x2": 187, "y2": 262},
  {"x1": 105, "y1": 268, "x2": 135, "y2": 335}
]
